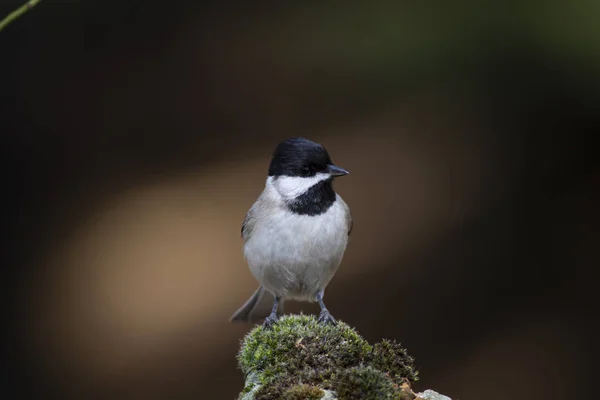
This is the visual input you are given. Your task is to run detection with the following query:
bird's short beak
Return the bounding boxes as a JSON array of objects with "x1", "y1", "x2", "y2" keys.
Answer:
[{"x1": 327, "y1": 164, "x2": 349, "y2": 177}]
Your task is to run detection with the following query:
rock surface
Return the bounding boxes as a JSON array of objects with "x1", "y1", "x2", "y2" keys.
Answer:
[{"x1": 415, "y1": 389, "x2": 452, "y2": 400}]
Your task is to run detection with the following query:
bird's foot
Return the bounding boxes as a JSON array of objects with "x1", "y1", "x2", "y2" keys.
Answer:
[
  {"x1": 262, "y1": 314, "x2": 279, "y2": 329},
  {"x1": 318, "y1": 309, "x2": 337, "y2": 325}
]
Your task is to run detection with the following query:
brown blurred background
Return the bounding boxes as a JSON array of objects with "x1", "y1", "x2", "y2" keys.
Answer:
[{"x1": 1, "y1": 1, "x2": 597, "y2": 399}]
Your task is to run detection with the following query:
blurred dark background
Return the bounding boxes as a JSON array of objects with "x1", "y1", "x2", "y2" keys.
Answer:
[{"x1": 1, "y1": 1, "x2": 597, "y2": 399}]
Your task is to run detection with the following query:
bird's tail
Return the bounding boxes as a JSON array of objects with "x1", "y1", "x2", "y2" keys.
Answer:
[{"x1": 230, "y1": 286, "x2": 284, "y2": 323}]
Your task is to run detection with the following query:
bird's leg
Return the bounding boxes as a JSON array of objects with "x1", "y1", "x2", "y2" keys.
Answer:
[
  {"x1": 315, "y1": 289, "x2": 336, "y2": 324},
  {"x1": 263, "y1": 296, "x2": 281, "y2": 329}
]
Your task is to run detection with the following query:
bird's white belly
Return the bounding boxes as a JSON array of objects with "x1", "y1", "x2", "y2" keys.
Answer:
[{"x1": 244, "y1": 202, "x2": 348, "y2": 301}]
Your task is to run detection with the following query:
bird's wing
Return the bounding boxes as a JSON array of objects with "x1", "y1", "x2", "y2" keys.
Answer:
[
  {"x1": 347, "y1": 208, "x2": 353, "y2": 236},
  {"x1": 241, "y1": 191, "x2": 268, "y2": 241},
  {"x1": 336, "y1": 194, "x2": 353, "y2": 236},
  {"x1": 241, "y1": 207, "x2": 255, "y2": 241}
]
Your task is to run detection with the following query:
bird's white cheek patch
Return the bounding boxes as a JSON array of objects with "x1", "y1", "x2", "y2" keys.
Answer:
[{"x1": 269, "y1": 173, "x2": 330, "y2": 200}]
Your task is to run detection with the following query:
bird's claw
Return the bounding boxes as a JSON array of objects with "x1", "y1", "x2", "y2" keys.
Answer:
[
  {"x1": 318, "y1": 309, "x2": 337, "y2": 325},
  {"x1": 262, "y1": 315, "x2": 279, "y2": 329}
]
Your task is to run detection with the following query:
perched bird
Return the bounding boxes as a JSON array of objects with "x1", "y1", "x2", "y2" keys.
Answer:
[{"x1": 230, "y1": 137, "x2": 352, "y2": 327}]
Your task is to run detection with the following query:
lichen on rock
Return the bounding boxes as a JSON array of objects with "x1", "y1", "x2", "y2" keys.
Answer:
[{"x1": 237, "y1": 314, "x2": 430, "y2": 400}]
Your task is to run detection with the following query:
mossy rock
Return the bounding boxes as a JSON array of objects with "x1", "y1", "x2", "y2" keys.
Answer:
[
  {"x1": 372, "y1": 340, "x2": 419, "y2": 385},
  {"x1": 254, "y1": 382, "x2": 326, "y2": 400},
  {"x1": 237, "y1": 314, "x2": 419, "y2": 400}
]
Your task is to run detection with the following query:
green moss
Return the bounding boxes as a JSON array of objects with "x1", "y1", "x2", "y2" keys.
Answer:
[
  {"x1": 255, "y1": 382, "x2": 324, "y2": 400},
  {"x1": 240, "y1": 385, "x2": 254, "y2": 396},
  {"x1": 371, "y1": 339, "x2": 419, "y2": 385},
  {"x1": 284, "y1": 384, "x2": 324, "y2": 400},
  {"x1": 239, "y1": 314, "x2": 372, "y2": 383},
  {"x1": 237, "y1": 314, "x2": 419, "y2": 400},
  {"x1": 333, "y1": 366, "x2": 400, "y2": 400}
]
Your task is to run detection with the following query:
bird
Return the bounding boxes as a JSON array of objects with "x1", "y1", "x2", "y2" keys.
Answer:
[{"x1": 230, "y1": 137, "x2": 352, "y2": 327}]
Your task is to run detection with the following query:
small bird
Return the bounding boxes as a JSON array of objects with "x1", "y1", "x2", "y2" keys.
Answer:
[{"x1": 230, "y1": 137, "x2": 352, "y2": 326}]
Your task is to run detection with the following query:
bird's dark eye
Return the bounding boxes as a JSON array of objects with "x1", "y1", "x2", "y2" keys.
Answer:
[{"x1": 300, "y1": 167, "x2": 311, "y2": 177}]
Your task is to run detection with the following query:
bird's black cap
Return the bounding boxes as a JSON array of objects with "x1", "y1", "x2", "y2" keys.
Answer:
[{"x1": 268, "y1": 137, "x2": 334, "y2": 178}]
